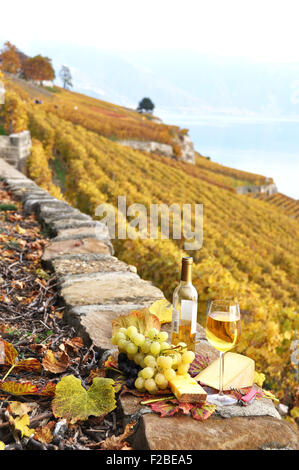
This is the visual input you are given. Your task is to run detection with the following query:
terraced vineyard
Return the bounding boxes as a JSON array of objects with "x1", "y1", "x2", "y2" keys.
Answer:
[
  {"x1": 1, "y1": 76, "x2": 299, "y2": 403},
  {"x1": 253, "y1": 192, "x2": 299, "y2": 220}
]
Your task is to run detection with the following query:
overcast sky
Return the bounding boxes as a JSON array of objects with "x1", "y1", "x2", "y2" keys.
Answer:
[{"x1": 2, "y1": 0, "x2": 299, "y2": 62}]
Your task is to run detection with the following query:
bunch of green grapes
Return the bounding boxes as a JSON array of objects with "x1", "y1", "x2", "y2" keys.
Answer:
[{"x1": 111, "y1": 326, "x2": 195, "y2": 394}]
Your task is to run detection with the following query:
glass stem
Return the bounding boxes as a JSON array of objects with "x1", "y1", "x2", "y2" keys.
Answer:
[{"x1": 219, "y1": 352, "x2": 224, "y2": 396}]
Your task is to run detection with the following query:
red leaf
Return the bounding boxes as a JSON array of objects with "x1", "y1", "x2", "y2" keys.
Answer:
[
  {"x1": 188, "y1": 353, "x2": 211, "y2": 378},
  {"x1": 0, "y1": 381, "x2": 38, "y2": 395},
  {"x1": 190, "y1": 402, "x2": 216, "y2": 421}
]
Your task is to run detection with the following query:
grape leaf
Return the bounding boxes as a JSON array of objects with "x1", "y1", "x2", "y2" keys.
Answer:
[
  {"x1": 14, "y1": 358, "x2": 42, "y2": 372},
  {"x1": 112, "y1": 309, "x2": 160, "y2": 336},
  {"x1": 0, "y1": 381, "x2": 38, "y2": 395},
  {"x1": 34, "y1": 421, "x2": 55, "y2": 444},
  {"x1": 191, "y1": 403, "x2": 217, "y2": 421},
  {"x1": 0, "y1": 441, "x2": 5, "y2": 450},
  {"x1": 36, "y1": 381, "x2": 56, "y2": 397},
  {"x1": 0, "y1": 339, "x2": 42, "y2": 372},
  {"x1": 0, "y1": 339, "x2": 18, "y2": 365},
  {"x1": 7, "y1": 401, "x2": 34, "y2": 416},
  {"x1": 188, "y1": 353, "x2": 211, "y2": 377},
  {"x1": 146, "y1": 397, "x2": 216, "y2": 421},
  {"x1": 52, "y1": 375, "x2": 116, "y2": 424},
  {"x1": 42, "y1": 350, "x2": 69, "y2": 374},
  {"x1": 149, "y1": 299, "x2": 173, "y2": 324},
  {"x1": 9, "y1": 414, "x2": 34, "y2": 438}
]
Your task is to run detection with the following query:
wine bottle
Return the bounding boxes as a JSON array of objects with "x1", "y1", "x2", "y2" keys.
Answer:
[{"x1": 171, "y1": 257, "x2": 198, "y2": 352}]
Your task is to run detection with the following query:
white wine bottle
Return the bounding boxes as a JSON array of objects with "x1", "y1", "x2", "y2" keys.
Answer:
[{"x1": 171, "y1": 257, "x2": 198, "y2": 352}]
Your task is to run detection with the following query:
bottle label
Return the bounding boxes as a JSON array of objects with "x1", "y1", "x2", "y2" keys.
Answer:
[{"x1": 181, "y1": 300, "x2": 197, "y2": 334}]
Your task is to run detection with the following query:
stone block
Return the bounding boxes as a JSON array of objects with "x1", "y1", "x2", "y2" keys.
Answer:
[
  {"x1": 42, "y1": 237, "x2": 112, "y2": 265},
  {"x1": 50, "y1": 253, "x2": 132, "y2": 276},
  {"x1": 59, "y1": 271, "x2": 164, "y2": 308}
]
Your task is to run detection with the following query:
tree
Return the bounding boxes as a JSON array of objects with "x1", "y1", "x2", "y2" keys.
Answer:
[
  {"x1": 23, "y1": 55, "x2": 55, "y2": 83},
  {"x1": 137, "y1": 97, "x2": 155, "y2": 113},
  {"x1": 59, "y1": 65, "x2": 73, "y2": 90},
  {"x1": 0, "y1": 41, "x2": 21, "y2": 74}
]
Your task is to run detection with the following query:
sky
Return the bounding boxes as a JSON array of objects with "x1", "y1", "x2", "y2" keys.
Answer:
[{"x1": 2, "y1": 0, "x2": 299, "y2": 62}]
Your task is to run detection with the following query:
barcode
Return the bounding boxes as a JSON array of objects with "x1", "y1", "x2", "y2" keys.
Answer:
[{"x1": 173, "y1": 320, "x2": 179, "y2": 333}]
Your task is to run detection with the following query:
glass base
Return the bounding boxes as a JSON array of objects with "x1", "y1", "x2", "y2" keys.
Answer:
[{"x1": 206, "y1": 393, "x2": 238, "y2": 406}]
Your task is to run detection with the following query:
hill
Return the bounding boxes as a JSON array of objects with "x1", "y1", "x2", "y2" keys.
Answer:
[{"x1": 1, "y1": 74, "x2": 298, "y2": 404}]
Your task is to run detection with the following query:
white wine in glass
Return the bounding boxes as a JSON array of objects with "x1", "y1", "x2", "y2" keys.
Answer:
[{"x1": 205, "y1": 300, "x2": 241, "y2": 406}]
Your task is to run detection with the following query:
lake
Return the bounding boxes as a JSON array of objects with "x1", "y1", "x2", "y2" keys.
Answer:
[{"x1": 156, "y1": 111, "x2": 299, "y2": 199}]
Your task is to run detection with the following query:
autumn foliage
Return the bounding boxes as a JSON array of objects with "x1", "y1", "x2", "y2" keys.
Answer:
[
  {"x1": 2, "y1": 74, "x2": 299, "y2": 406},
  {"x1": 23, "y1": 55, "x2": 55, "y2": 83},
  {"x1": 0, "y1": 41, "x2": 21, "y2": 74}
]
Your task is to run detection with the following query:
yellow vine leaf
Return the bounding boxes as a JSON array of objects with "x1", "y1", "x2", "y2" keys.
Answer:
[
  {"x1": 149, "y1": 299, "x2": 173, "y2": 324},
  {"x1": 52, "y1": 375, "x2": 116, "y2": 424},
  {"x1": 112, "y1": 308, "x2": 160, "y2": 336},
  {"x1": 0, "y1": 441, "x2": 5, "y2": 450},
  {"x1": 9, "y1": 414, "x2": 34, "y2": 438},
  {"x1": 254, "y1": 371, "x2": 266, "y2": 387}
]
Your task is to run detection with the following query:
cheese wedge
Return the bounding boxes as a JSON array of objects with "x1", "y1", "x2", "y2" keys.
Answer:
[
  {"x1": 195, "y1": 352, "x2": 255, "y2": 391},
  {"x1": 169, "y1": 375, "x2": 207, "y2": 403}
]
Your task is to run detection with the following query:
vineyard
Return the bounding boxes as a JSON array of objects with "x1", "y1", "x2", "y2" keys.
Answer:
[
  {"x1": 1, "y1": 75, "x2": 299, "y2": 405},
  {"x1": 252, "y1": 192, "x2": 299, "y2": 220}
]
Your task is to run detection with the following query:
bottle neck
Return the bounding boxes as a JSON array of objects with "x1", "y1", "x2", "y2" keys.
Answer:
[{"x1": 181, "y1": 261, "x2": 192, "y2": 284}]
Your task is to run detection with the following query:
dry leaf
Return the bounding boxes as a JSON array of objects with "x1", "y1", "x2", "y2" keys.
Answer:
[
  {"x1": 42, "y1": 349, "x2": 69, "y2": 374},
  {"x1": 34, "y1": 421, "x2": 55, "y2": 444},
  {"x1": 7, "y1": 401, "x2": 33, "y2": 416},
  {"x1": 100, "y1": 421, "x2": 136, "y2": 450}
]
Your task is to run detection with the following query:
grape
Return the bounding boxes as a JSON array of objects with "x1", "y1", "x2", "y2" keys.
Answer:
[
  {"x1": 182, "y1": 351, "x2": 195, "y2": 364},
  {"x1": 118, "y1": 353, "x2": 127, "y2": 363},
  {"x1": 119, "y1": 327, "x2": 128, "y2": 335},
  {"x1": 156, "y1": 355, "x2": 173, "y2": 369},
  {"x1": 164, "y1": 368, "x2": 176, "y2": 381},
  {"x1": 171, "y1": 351, "x2": 182, "y2": 366},
  {"x1": 127, "y1": 325, "x2": 138, "y2": 339},
  {"x1": 134, "y1": 352, "x2": 144, "y2": 366},
  {"x1": 141, "y1": 367, "x2": 155, "y2": 379},
  {"x1": 135, "y1": 377, "x2": 145, "y2": 390},
  {"x1": 144, "y1": 378, "x2": 157, "y2": 392},
  {"x1": 147, "y1": 328, "x2": 159, "y2": 340},
  {"x1": 133, "y1": 333, "x2": 145, "y2": 347},
  {"x1": 144, "y1": 355, "x2": 156, "y2": 368},
  {"x1": 126, "y1": 342, "x2": 138, "y2": 355},
  {"x1": 154, "y1": 373, "x2": 168, "y2": 388},
  {"x1": 157, "y1": 331, "x2": 168, "y2": 342},
  {"x1": 141, "y1": 339, "x2": 151, "y2": 354},
  {"x1": 177, "y1": 363, "x2": 190, "y2": 375},
  {"x1": 118, "y1": 339, "x2": 129, "y2": 352},
  {"x1": 114, "y1": 331, "x2": 127, "y2": 343},
  {"x1": 129, "y1": 367, "x2": 139, "y2": 378},
  {"x1": 110, "y1": 335, "x2": 118, "y2": 345},
  {"x1": 160, "y1": 341, "x2": 170, "y2": 351},
  {"x1": 150, "y1": 341, "x2": 161, "y2": 355},
  {"x1": 126, "y1": 378, "x2": 135, "y2": 389}
]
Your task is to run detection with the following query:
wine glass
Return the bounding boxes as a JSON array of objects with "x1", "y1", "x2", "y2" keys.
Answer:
[{"x1": 205, "y1": 299, "x2": 241, "y2": 406}]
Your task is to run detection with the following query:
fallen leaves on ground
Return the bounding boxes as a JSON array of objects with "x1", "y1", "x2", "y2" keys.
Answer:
[{"x1": 52, "y1": 375, "x2": 116, "y2": 424}]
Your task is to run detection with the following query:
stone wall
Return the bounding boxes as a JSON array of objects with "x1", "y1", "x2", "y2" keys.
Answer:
[
  {"x1": 118, "y1": 134, "x2": 196, "y2": 164},
  {"x1": 236, "y1": 182, "x2": 278, "y2": 196},
  {"x1": 0, "y1": 157, "x2": 298, "y2": 450},
  {"x1": 0, "y1": 130, "x2": 31, "y2": 171}
]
